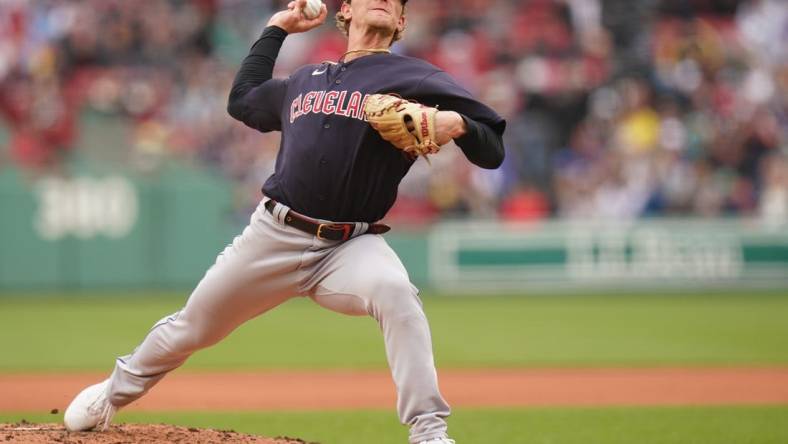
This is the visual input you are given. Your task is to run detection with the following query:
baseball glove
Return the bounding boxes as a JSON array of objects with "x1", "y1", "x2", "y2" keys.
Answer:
[{"x1": 364, "y1": 94, "x2": 440, "y2": 159}]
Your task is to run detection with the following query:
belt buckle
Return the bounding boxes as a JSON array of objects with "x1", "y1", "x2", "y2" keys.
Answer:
[
  {"x1": 317, "y1": 223, "x2": 352, "y2": 241},
  {"x1": 316, "y1": 223, "x2": 330, "y2": 241}
]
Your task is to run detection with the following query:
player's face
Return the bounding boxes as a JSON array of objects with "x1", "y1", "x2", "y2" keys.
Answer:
[{"x1": 343, "y1": 0, "x2": 406, "y2": 38}]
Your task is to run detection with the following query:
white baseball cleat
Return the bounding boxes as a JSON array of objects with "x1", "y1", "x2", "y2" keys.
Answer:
[
  {"x1": 63, "y1": 379, "x2": 118, "y2": 432},
  {"x1": 418, "y1": 439, "x2": 455, "y2": 444}
]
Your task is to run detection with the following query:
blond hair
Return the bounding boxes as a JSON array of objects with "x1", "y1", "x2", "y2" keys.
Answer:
[{"x1": 335, "y1": 0, "x2": 406, "y2": 45}]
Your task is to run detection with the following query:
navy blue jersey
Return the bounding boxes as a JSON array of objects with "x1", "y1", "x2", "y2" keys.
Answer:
[{"x1": 229, "y1": 27, "x2": 505, "y2": 223}]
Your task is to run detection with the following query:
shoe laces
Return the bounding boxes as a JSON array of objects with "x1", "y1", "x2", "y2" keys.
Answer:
[
  {"x1": 86, "y1": 388, "x2": 117, "y2": 431},
  {"x1": 97, "y1": 401, "x2": 117, "y2": 431}
]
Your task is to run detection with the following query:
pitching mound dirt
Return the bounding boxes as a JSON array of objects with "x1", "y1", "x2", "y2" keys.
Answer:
[{"x1": 0, "y1": 421, "x2": 316, "y2": 444}]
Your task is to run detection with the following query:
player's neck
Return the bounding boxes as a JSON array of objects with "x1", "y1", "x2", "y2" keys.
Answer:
[{"x1": 344, "y1": 29, "x2": 393, "y2": 63}]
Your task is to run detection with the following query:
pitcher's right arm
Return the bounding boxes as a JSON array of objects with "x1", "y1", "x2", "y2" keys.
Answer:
[{"x1": 227, "y1": 0, "x2": 327, "y2": 132}]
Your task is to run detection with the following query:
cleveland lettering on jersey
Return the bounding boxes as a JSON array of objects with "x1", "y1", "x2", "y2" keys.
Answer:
[{"x1": 290, "y1": 90, "x2": 369, "y2": 123}]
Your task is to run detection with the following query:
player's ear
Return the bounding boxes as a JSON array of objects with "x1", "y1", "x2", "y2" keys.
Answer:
[
  {"x1": 397, "y1": 10, "x2": 406, "y2": 33},
  {"x1": 340, "y1": 0, "x2": 352, "y2": 21}
]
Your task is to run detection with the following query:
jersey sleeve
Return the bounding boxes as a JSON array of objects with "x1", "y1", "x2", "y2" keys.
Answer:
[
  {"x1": 227, "y1": 26, "x2": 289, "y2": 132},
  {"x1": 408, "y1": 70, "x2": 506, "y2": 136},
  {"x1": 229, "y1": 79, "x2": 288, "y2": 132}
]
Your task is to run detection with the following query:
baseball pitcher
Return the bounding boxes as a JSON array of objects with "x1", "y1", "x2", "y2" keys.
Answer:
[{"x1": 64, "y1": 1, "x2": 505, "y2": 443}]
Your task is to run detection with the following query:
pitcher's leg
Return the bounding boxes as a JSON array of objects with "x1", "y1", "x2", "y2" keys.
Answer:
[
  {"x1": 109, "y1": 221, "x2": 300, "y2": 407},
  {"x1": 309, "y1": 235, "x2": 450, "y2": 444},
  {"x1": 109, "y1": 268, "x2": 293, "y2": 406}
]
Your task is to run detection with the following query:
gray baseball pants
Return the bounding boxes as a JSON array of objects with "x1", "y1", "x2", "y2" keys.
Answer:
[{"x1": 106, "y1": 197, "x2": 451, "y2": 443}]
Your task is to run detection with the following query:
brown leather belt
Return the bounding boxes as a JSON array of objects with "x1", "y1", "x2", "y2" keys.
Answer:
[{"x1": 264, "y1": 199, "x2": 390, "y2": 242}]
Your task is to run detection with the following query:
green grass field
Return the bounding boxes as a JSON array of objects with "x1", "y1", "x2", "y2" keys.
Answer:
[
  {"x1": 1, "y1": 291, "x2": 787, "y2": 443},
  {"x1": 1, "y1": 291, "x2": 788, "y2": 371}
]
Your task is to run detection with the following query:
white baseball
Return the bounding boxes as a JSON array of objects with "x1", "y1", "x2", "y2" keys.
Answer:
[{"x1": 303, "y1": 0, "x2": 323, "y2": 20}]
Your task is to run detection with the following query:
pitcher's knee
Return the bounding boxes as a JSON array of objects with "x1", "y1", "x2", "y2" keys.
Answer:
[
  {"x1": 369, "y1": 273, "x2": 416, "y2": 297},
  {"x1": 364, "y1": 275, "x2": 423, "y2": 321}
]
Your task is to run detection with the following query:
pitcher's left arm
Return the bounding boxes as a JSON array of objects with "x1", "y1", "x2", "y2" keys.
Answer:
[{"x1": 409, "y1": 70, "x2": 506, "y2": 169}]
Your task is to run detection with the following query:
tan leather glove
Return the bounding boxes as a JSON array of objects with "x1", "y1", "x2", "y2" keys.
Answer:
[{"x1": 364, "y1": 94, "x2": 441, "y2": 159}]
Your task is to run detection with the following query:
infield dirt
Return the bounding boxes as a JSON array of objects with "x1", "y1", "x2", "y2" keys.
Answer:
[
  {"x1": 2, "y1": 368, "x2": 788, "y2": 412},
  {"x1": 0, "y1": 422, "x2": 316, "y2": 443}
]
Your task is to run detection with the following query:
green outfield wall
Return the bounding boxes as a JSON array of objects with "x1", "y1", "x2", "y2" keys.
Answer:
[
  {"x1": 0, "y1": 165, "x2": 238, "y2": 290},
  {"x1": 427, "y1": 220, "x2": 788, "y2": 292},
  {"x1": 1, "y1": 166, "x2": 787, "y2": 292}
]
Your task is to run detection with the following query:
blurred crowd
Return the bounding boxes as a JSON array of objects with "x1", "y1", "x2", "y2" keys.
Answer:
[{"x1": 0, "y1": 0, "x2": 786, "y2": 224}]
